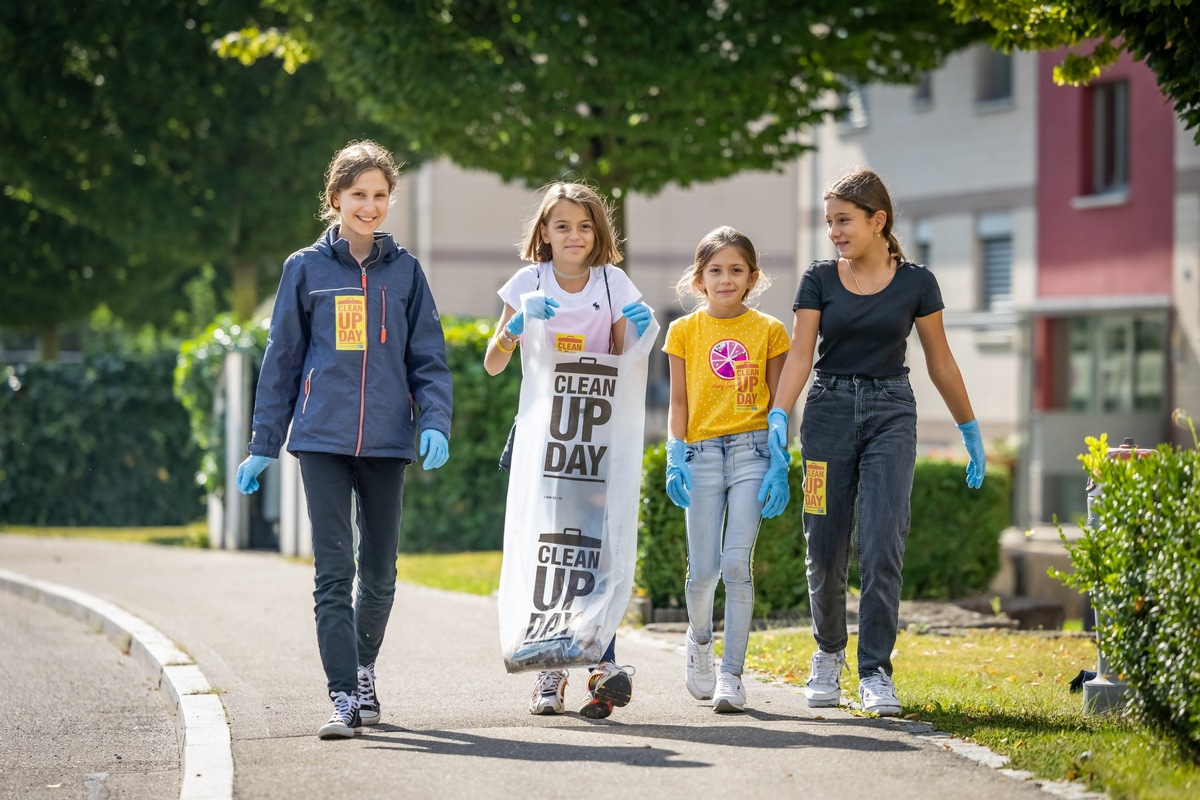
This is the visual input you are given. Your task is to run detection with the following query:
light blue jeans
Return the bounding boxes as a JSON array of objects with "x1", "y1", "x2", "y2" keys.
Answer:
[
  {"x1": 683, "y1": 429, "x2": 770, "y2": 675},
  {"x1": 798, "y1": 373, "x2": 917, "y2": 679}
]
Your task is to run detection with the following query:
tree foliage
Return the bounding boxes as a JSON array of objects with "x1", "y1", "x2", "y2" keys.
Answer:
[
  {"x1": 232, "y1": 1, "x2": 985, "y2": 200},
  {"x1": 0, "y1": 0, "x2": 383, "y2": 331},
  {"x1": 944, "y1": 0, "x2": 1200, "y2": 141}
]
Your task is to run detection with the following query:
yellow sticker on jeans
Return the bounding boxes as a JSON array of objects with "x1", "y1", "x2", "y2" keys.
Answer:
[{"x1": 804, "y1": 460, "x2": 827, "y2": 515}]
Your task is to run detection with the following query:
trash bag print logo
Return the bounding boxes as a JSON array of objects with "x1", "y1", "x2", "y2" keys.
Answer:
[
  {"x1": 544, "y1": 358, "x2": 616, "y2": 482},
  {"x1": 709, "y1": 339, "x2": 748, "y2": 379}
]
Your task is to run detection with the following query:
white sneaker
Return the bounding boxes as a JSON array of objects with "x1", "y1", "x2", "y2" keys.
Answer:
[
  {"x1": 804, "y1": 649, "x2": 846, "y2": 707},
  {"x1": 685, "y1": 628, "x2": 716, "y2": 700},
  {"x1": 356, "y1": 663, "x2": 379, "y2": 725},
  {"x1": 859, "y1": 667, "x2": 902, "y2": 716},
  {"x1": 530, "y1": 670, "x2": 568, "y2": 715},
  {"x1": 712, "y1": 672, "x2": 745, "y2": 713}
]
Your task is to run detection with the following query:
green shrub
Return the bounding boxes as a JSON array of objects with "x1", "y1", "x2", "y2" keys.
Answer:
[
  {"x1": 904, "y1": 458, "x2": 1009, "y2": 599},
  {"x1": 636, "y1": 449, "x2": 1008, "y2": 616},
  {"x1": 1058, "y1": 428, "x2": 1200, "y2": 759},
  {"x1": 399, "y1": 316, "x2": 521, "y2": 552},
  {"x1": 0, "y1": 349, "x2": 203, "y2": 526},
  {"x1": 174, "y1": 313, "x2": 270, "y2": 499}
]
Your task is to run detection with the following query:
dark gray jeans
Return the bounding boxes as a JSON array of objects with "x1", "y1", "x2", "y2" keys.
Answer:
[
  {"x1": 298, "y1": 452, "x2": 407, "y2": 696},
  {"x1": 799, "y1": 373, "x2": 917, "y2": 679}
]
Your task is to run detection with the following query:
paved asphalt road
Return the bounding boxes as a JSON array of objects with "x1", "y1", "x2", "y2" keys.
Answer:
[{"x1": 0, "y1": 534, "x2": 1082, "y2": 800}]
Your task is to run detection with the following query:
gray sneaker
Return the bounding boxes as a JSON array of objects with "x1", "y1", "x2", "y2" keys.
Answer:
[
  {"x1": 859, "y1": 667, "x2": 902, "y2": 716},
  {"x1": 804, "y1": 649, "x2": 846, "y2": 707},
  {"x1": 685, "y1": 628, "x2": 716, "y2": 700},
  {"x1": 712, "y1": 672, "x2": 746, "y2": 713}
]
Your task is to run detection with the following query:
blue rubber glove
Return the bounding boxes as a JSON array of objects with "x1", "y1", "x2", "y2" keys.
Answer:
[
  {"x1": 757, "y1": 449, "x2": 791, "y2": 519},
  {"x1": 621, "y1": 301, "x2": 653, "y2": 337},
  {"x1": 236, "y1": 455, "x2": 275, "y2": 494},
  {"x1": 665, "y1": 438, "x2": 691, "y2": 509},
  {"x1": 505, "y1": 296, "x2": 560, "y2": 337},
  {"x1": 767, "y1": 408, "x2": 789, "y2": 462},
  {"x1": 956, "y1": 419, "x2": 986, "y2": 489},
  {"x1": 420, "y1": 430, "x2": 449, "y2": 470}
]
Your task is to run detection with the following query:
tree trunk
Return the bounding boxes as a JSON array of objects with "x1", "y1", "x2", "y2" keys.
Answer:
[{"x1": 39, "y1": 325, "x2": 60, "y2": 362}]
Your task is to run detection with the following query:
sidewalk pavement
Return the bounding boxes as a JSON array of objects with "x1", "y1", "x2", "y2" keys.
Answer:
[{"x1": 0, "y1": 534, "x2": 1089, "y2": 800}]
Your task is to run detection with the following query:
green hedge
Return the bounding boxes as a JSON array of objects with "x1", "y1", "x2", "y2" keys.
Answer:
[
  {"x1": 0, "y1": 350, "x2": 203, "y2": 526},
  {"x1": 636, "y1": 448, "x2": 1008, "y2": 616},
  {"x1": 1059, "y1": 430, "x2": 1200, "y2": 758},
  {"x1": 399, "y1": 317, "x2": 521, "y2": 552}
]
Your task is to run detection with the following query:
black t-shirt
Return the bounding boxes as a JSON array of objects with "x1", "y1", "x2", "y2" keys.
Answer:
[{"x1": 792, "y1": 259, "x2": 944, "y2": 378}]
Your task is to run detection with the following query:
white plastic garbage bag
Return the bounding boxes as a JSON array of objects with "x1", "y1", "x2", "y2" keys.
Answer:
[{"x1": 497, "y1": 295, "x2": 659, "y2": 673}]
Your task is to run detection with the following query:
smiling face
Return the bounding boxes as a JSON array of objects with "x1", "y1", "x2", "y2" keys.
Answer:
[
  {"x1": 331, "y1": 168, "x2": 391, "y2": 247},
  {"x1": 698, "y1": 246, "x2": 757, "y2": 316},
  {"x1": 825, "y1": 196, "x2": 886, "y2": 261},
  {"x1": 540, "y1": 200, "x2": 596, "y2": 273}
]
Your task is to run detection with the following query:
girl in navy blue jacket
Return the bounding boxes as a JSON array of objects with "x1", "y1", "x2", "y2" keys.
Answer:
[{"x1": 237, "y1": 140, "x2": 453, "y2": 739}]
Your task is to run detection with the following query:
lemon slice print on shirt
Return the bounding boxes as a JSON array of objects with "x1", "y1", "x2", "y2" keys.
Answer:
[{"x1": 709, "y1": 339, "x2": 748, "y2": 379}]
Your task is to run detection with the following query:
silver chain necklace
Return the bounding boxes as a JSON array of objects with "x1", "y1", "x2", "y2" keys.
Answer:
[
  {"x1": 845, "y1": 259, "x2": 892, "y2": 295},
  {"x1": 552, "y1": 263, "x2": 589, "y2": 281}
]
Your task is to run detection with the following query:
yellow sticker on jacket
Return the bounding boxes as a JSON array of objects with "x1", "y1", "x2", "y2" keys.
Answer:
[
  {"x1": 804, "y1": 460, "x2": 827, "y2": 515},
  {"x1": 336, "y1": 296, "x2": 366, "y2": 351}
]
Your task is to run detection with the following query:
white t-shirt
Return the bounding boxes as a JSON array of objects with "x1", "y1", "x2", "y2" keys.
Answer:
[{"x1": 498, "y1": 263, "x2": 641, "y2": 354}]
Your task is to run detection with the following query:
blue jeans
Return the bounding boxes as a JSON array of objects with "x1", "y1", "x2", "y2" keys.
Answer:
[
  {"x1": 683, "y1": 430, "x2": 770, "y2": 675},
  {"x1": 799, "y1": 374, "x2": 917, "y2": 679},
  {"x1": 299, "y1": 452, "x2": 407, "y2": 696}
]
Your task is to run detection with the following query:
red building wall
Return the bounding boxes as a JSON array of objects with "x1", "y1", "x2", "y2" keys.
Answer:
[{"x1": 1036, "y1": 49, "x2": 1175, "y2": 298}]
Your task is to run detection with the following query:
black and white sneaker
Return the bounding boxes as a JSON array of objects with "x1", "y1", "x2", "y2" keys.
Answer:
[
  {"x1": 357, "y1": 663, "x2": 380, "y2": 726},
  {"x1": 317, "y1": 690, "x2": 362, "y2": 739}
]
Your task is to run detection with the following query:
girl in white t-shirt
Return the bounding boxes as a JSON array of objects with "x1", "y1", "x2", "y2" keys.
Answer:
[
  {"x1": 661, "y1": 226, "x2": 791, "y2": 713},
  {"x1": 484, "y1": 181, "x2": 653, "y2": 719}
]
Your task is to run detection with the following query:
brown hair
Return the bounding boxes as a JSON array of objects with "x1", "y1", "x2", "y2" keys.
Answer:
[
  {"x1": 320, "y1": 140, "x2": 402, "y2": 223},
  {"x1": 518, "y1": 182, "x2": 623, "y2": 266},
  {"x1": 674, "y1": 226, "x2": 771, "y2": 307},
  {"x1": 824, "y1": 167, "x2": 906, "y2": 264}
]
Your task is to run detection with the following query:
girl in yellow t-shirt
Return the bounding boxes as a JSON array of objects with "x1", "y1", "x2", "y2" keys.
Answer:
[{"x1": 661, "y1": 226, "x2": 791, "y2": 713}]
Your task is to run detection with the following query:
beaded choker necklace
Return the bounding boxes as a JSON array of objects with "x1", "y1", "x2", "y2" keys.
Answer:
[{"x1": 552, "y1": 263, "x2": 589, "y2": 281}]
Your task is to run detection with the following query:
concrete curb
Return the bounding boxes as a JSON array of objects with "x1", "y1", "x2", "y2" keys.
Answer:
[{"x1": 0, "y1": 567, "x2": 234, "y2": 800}]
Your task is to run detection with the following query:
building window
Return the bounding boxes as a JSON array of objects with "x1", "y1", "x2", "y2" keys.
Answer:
[
  {"x1": 976, "y1": 212, "x2": 1012, "y2": 310},
  {"x1": 913, "y1": 72, "x2": 933, "y2": 110},
  {"x1": 839, "y1": 84, "x2": 870, "y2": 130},
  {"x1": 975, "y1": 46, "x2": 1013, "y2": 105},
  {"x1": 1065, "y1": 314, "x2": 1165, "y2": 413},
  {"x1": 913, "y1": 219, "x2": 932, "y2": 267},
  {"x1": 1090, "y1": 80, "x2": 1129, "y2": 195}
]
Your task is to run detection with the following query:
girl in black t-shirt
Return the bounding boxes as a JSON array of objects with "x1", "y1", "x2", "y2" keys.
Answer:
[{"x1": 767, "y1": 167, "x2": 986, "y2": 717}]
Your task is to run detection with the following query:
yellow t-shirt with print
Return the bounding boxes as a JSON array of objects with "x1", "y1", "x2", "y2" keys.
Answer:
[{"x1": 662, "y1": 308, "x2": 790, "y2": 442}]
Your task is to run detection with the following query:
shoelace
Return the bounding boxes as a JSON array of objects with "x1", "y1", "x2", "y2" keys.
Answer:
[
  {"x1": 691, "y1": 637, "x2": 714, "y2": 675},
  {"x1": 330, "y1": 690, "x2": 359, "y2": 722},
  {"x1": 716, "y1": 673, "x2": 741, "y2": 692},
  {"x1": 357, "y1": 664, "x2": 377, "y2": 706},
  {"x1": 859, "y1": 667, "x2": 896, "y2": 699},
  {"x1": 810, "y1": 650, "x2": 846, "y2": 684},
  {"x1": 534, "y1": 670, "x2": 567, "y2": 696}
]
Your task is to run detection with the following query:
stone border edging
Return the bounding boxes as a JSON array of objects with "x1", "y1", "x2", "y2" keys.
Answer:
[{"x1": 0, "y1": 568, "x2": 234, "y2": 800}]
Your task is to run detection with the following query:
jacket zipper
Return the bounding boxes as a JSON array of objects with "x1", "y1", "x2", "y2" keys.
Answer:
[
  {"x1": 380, "y1": 285, "x2": 387, "y2": 344},
  {"x1": 355, "y1": 249, "x2": 381, "y2": 456}
]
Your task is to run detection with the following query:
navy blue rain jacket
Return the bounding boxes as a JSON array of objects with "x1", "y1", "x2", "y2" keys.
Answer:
[{"x1": 247, "y1": 227, "x2": 452, "y2": 460}]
